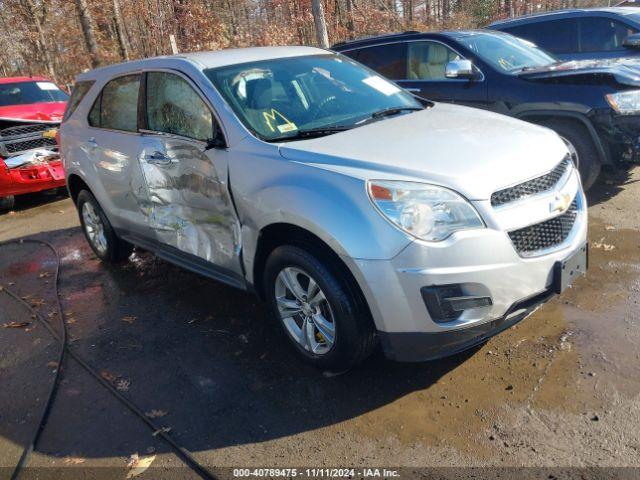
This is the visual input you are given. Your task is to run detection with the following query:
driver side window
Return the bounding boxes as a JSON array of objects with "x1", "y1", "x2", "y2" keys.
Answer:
[{"x1": 406, "y1": 42, "x2": 462, "y2": 81}]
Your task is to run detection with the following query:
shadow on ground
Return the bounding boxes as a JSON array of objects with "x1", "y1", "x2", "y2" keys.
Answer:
[
  {"x1": 0, "y1": 230, "x2": 475, "y2": 461},
  {"x1": 0, "y1": 189, "x2": 68, "y2": 216}
]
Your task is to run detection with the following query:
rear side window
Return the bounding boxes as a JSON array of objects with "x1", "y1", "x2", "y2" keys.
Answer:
[
  {"x1": 88, "y1": 74, "x2": 140, "y2": 132},
  {"x1": 145, "y1": 72, "x2": 214, "y2": 141},
  {"x1": 63, "y1": 81, "x2": 94, "y2": 121},
  {"x1": 504, "y1": 19, "x2": 579, "y2": 54},
  {"x1": 580, "y1": 17, "x2": 637, "y2": 52},
  {"x1": 351, "y1": 43, "x2": 407, "y2": 79}
]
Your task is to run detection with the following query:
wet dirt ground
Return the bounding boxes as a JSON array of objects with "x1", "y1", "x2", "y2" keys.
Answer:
[{"x1": 0, "y1": 168, "x2": 639, "y2": 478}]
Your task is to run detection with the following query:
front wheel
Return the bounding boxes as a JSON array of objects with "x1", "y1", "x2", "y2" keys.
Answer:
[
  {"x1": 264, "y1": 245, "x2": 376, "y2": 371},
  {"x1": 77, "y1": 190, "x2": 133, "y2": 263},
  {"x1": 0, "y1": 195, "x2": 15, "y2": 212},
  {"x1": 541, "y1": 119, "x2": 601, "y2": 190}
]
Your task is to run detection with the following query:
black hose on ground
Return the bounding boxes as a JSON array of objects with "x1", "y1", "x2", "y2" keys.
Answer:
[{"x1": 0, "y1": 239, "x2": 217, "y2": 480}]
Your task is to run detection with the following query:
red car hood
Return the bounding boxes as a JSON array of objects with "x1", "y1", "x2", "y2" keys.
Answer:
[{"x1": 0, "y1": 102, "x2": 66, "y2": 123}]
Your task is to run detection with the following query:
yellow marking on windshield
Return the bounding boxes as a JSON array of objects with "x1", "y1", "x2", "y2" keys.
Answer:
[{"x1": 262, "y1": 109, "x2": 296, "y2": 133}]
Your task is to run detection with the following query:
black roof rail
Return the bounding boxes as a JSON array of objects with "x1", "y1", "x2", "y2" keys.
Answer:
[{"x1": 332, "y1": 30, "x2": 423, "y2": 49}]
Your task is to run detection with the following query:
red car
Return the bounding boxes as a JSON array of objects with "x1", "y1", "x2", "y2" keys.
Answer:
[{"x1": 0, "y1": 76, "x2": 68, "y2": 211}]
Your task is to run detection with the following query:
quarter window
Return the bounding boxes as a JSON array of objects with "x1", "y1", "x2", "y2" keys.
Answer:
[
  {"x1": 406, "y1": 41, "x2": 462, "y2": 80},
  {"x1": 352, "y1": 43, "x2": 407, "y2": 79},
  {"x1": 145, "y1": 72, "x2": 214, "y2": 142},
  {"x1": 504, "y1": 19, "x2": 580, "y2": 54},
  {"x1": 63, "y1": 81, "x2": 94, "y2": 121},
  {"x1": 580, "y1": 17, "x2": 636, "y2": 52},
  {"x1": 88, "y1": 74, "x2": 140, "y2": 132}
]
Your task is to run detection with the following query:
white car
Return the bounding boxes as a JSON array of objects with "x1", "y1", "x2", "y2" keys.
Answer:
[{"x1": 60, "y1": 46, "x2": 588, "y2": 369}]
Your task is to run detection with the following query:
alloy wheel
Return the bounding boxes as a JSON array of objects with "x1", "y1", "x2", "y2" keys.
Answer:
[
  {"x1": 82, "y1": 202, "x2": 108, "y2": 254},
  {"x1": 274, "y1": 267, "x2": 336, "y2": 355}
]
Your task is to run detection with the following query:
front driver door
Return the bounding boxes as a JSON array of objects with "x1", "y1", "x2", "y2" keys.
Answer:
[
  {"x1": 398, "y1": 41, "x2": 488, "y2": 109},
  {"x1": 137, "y1": 70, "x2": 243, "y2": 279}
]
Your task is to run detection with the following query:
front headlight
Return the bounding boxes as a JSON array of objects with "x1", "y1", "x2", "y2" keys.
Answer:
[
  {"x1": 606, "y1": 90, "x2": 640, "y2": 114},
  {"x1": 367, "y1": 180, "x2": 484, "y2": 241}
]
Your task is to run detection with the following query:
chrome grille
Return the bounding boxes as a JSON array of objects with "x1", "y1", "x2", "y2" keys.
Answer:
[
  {"x1": 0, "y1": 123, "x2": 53, "y2": 138},
  {"x1": 491, "y1": 157, "x2": 571, "y2": 207},
  {"x1": 4, "y1": 137, "x2": 57, "y2": 154},
  {"x1": 0, "y1": 122, "x2": 58, "y2": 156},
  {"x1": 508, "y1": 196, "x2": 579, "y2": 255}
]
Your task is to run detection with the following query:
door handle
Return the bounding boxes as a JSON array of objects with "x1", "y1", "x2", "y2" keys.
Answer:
[
  {"x1": 87, "y1": 137, "x2": 97, "y2": 148},
  {"x1": 144, "y1": 151, "x2": 171, "y2": 165},
  {"x1": 405, "y1": 88, "x2": 421, "y2": 92}
]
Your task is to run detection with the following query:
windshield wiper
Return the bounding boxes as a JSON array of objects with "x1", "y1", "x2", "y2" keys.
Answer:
[
  {"x1": 270, "y1": 125, "x2": 352, "y2": 142},
  {"x1": 369, "y1": 106, "x2": 424, "y2": 120}
]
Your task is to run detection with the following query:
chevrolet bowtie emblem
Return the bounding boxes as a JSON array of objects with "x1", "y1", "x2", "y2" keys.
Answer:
[
  {"x1": 42, "y1": 128, "x2": 58, "y2": 139},
  {"x1": 549, "y1": 193, "x2": 572, "y2": 214}
]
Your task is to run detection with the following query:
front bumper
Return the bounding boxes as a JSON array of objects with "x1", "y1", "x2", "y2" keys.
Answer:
[
  {"x1": 379, "y1": 289, "x2": 554, "y2": 362},
  {"x1": 592, "y1": 112, "x2": 640, "y2": 164},
  {"x1": 0, "y1": 159, "x2": 66, "y2": 198},
  {"x1": 344, "y1": 170, "x2": 588, "y2": 362}
]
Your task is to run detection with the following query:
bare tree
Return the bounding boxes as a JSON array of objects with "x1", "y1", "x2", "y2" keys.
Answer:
[
  {"x1": 75, "y1": 0, "x2": 101, "y2": 68},
  {"x1": 312, "y1": 0, "x2": 330, "y2": 48},
  {"x1": 112, "y1": 0, "x2": 130, "y2": 61},
  {"x1": 20, "y1": 0, "x2": 56, "y2": 79}
]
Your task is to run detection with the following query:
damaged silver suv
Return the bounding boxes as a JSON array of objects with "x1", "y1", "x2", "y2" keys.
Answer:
[{"x1": 60, "y1": 47, "x2": 588, "y2": 369}]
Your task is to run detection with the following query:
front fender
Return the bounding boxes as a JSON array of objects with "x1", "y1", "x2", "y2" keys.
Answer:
[{"x1": 234, "y1": 162, "x2": 413, "y2": 284}]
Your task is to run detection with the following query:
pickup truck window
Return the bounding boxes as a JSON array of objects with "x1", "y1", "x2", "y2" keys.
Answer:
[{"x1": 0, "y1": 81, "x2": 68, "y2": 107}]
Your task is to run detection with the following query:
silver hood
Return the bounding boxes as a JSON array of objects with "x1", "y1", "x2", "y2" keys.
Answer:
[{"x1": 278, "y1": 103, "x2": 568, "y2": 200}]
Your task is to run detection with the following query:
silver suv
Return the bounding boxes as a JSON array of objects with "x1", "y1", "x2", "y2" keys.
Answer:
[{"x1": 60, "y1": 46, "x2": 588, "y2": 370}]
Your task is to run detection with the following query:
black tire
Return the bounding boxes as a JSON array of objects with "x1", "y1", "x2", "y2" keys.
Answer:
[
  {"x1": 0, "y1": 195, "x2": 15, "y2": 212},
  {"x1": 263, "y1": 245, "x2": 376, "y2": 371},
  {"x1": 541, "y1": 119, "x2": 601, "y2": 190},
  {"x1": 76, "y1": 190, "x2": 133, "y2": 263}
]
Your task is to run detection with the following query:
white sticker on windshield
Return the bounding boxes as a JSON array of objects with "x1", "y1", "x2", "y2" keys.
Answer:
[
  {"x1": 36, "y1": 82, "x2": 59, "y2": 91},
  {"x1": 362, "y1": 76, "x2": 400, "y2": 96},
  {"x1": 277, "y1": 123, "x2": 298, "y2": 133}
]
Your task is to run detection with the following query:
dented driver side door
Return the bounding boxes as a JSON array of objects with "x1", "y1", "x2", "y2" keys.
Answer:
[{"x1": 137, "y1": 70, "x2": 243, "y2": 278}]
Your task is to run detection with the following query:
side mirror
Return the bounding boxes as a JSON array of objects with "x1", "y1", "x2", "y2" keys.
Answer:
[
  {"x1": 623, "y1": 33, "x2": 640, "y2": 49},
  {"x1": 445, "y1": 59, "x2": 477, "y2": 79},
  {"x1": 205, "y1": 122, "x2": 227, "y2": 150}
]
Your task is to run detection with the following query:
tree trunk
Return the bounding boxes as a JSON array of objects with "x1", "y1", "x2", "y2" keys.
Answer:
[
  {"x1": 312, "y1": 0, "x2": 330, "y2": 48},
  {"x1": 21, "y1": 0, "x2": 56, "y2": 80},
  {"x1": 345, "y1": 0, "x2": 355, "y2": 37},
  {"x1": 112, "y1": 0, "x2": 130, "y2": 61},
  {"x1": 75, "y1": 0, "x2": 101, "y2": 68}
]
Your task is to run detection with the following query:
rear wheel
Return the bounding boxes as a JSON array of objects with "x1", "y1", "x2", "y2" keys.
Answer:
[
  {"x1": 0, "y1": 195, "x2": 15, "y2": 212},
  {"x1": 540, "y1": 119, "x2": 601, "y2": 190},
  {"x1": 264, "y1": 245, "x2": 376, "y2": 371},
  {"x1": 77, "y1": 190, "x2": 133, "y2": 263}
]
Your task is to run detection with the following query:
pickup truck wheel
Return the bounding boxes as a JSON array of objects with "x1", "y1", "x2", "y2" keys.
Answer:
[
  {"x1": 541, "y1": 119, "x2": 601, "y2": 190},
  {"x1": 77, "y1": 190, "x2": 133, "y2": 263},
  {"x1": 0, "y1": 195, "x2": 15, "y2": 212},
  {"x1": 264, "y1": 245, "x2": 376, "y2": 371}
]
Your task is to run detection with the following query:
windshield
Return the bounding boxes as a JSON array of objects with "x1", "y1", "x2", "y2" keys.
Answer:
[
  {"x1": 204, "y1": 54, "x2": 421, "y2": 141},
  {"x1": 451, "y1": 32, "x2": 558, "y2": 73},
  {"x1": 0, "y1": 81, "x2": 68, "y2": 107}
]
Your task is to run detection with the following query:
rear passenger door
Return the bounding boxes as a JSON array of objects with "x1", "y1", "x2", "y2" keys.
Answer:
[
  {"x1": 86, "y1": 73, "x2": 150, "y2": 236},
  {"x1": 137, "y1": 70, "x2": 243, "y2": 278}
]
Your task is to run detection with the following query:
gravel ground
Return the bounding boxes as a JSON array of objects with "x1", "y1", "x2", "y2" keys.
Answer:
[{"x1": 0, "y1": 166, "x2": 638, "y2": 479}]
